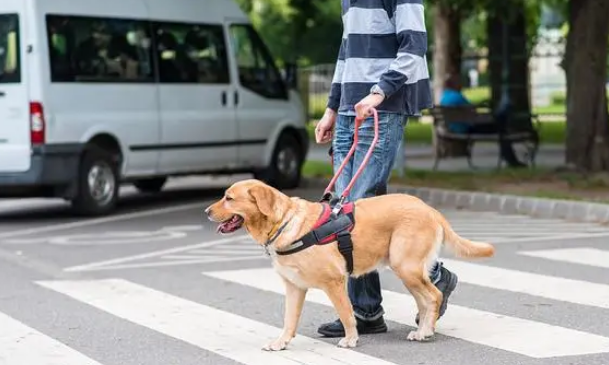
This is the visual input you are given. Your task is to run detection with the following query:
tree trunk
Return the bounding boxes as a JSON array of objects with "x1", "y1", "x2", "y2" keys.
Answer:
[
  {"x1": 432, "y1": 2, "x2": 462, "y2": 104},
  {"x1": 565, "y1": 0, "x2": 609, "y2": 171},
  {"x1": 486, "y1": 4, "x2": 531, "y2": 119},
  {"x1": 486, "y1": 2, "x2": 532, "y2": 166}
]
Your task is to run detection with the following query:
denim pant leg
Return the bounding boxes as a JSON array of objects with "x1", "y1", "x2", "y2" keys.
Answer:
[{"x1": 332, "y1": 112, "x2": 406, "y2": 321}]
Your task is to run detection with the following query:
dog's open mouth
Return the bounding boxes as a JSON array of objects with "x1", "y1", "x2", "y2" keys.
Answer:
[{"x1": 217, "y1": 215, "x2": 244, "y2": 234}]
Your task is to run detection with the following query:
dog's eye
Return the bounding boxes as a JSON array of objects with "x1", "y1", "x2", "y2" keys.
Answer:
[{"x1": 225, "y1": 196, "x2": 233, "y2": 201}]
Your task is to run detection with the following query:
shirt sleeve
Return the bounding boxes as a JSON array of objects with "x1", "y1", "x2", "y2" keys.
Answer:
[
  {"x1": 377, "y1": 0, "x2": 428, "y2": 98},
  {"x1": 327, "y1": 38, "x2": 346, "y2": 112}
]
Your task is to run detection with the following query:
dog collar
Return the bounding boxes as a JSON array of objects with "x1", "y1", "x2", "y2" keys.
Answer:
[{"x1": 263, "y1": 219, "x2": 291, "y2": 250}]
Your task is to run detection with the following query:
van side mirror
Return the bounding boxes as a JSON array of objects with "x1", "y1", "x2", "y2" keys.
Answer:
[{"x1": 284, "y1": 62, "x2": 298, "y2": 90}]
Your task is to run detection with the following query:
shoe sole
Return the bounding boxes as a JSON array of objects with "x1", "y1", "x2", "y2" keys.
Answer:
[
  {"x1": 438, "y1": 272, "x2": 458, "y2": 317},
  {"x1": 317, "y1": 323, "x2": 388, "y2": 338}
]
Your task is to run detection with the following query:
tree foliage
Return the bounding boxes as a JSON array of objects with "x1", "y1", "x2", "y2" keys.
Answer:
[
  {"x1": 234, "y1": 0, "x2": 573, "y2": 66},
  {"x1": 234, "y1": 0, "x2": 342, "y2": 65}
]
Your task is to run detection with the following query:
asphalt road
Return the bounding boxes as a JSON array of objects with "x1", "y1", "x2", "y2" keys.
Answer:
[{"x1": 1, "y1": 177, "x2": 609, "y2": 365}]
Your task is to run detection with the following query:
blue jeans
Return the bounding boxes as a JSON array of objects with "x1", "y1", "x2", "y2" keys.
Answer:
[{"x1": 331, "y1": 112, "x2": 405, "y2": 321}]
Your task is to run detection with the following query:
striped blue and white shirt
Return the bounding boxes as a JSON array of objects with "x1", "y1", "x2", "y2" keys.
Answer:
[{"x1": 328, "y1": 0, "x2": 434, "y2": 116}]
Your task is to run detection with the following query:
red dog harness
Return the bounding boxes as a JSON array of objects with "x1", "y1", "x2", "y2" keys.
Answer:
[
  {"x1": 270, "y1": 109, "x2": 382, "y2": 274},
  {"x1": 274, "y1": 200, "x2": 356, "y2": 274}
]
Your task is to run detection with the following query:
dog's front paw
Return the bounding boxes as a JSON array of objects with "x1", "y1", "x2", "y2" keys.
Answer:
[
  {"x1": 406, "y1": 329, "x2": 434, "y2": 342},
  {"x1": 337, "y1": 336, "x2": 359, "y2": 348},
  {"x1": 262, "y1": 338, "x2": 290, "y2": 351}
]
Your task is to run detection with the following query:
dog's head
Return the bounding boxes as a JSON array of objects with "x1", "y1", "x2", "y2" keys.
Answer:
[{"x1": 204, "y1": 179, "x2": 288, "y2": 241}]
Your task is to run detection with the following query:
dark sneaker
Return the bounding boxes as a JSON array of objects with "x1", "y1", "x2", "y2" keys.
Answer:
[
  {"x1": 317, "y1": 316, "x2": 388, "y2": 338},
  {"x1": 415, "y1": 265, "x2": 458, "y2": 325}
]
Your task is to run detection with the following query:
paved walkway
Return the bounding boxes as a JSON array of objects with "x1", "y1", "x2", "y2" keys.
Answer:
[{"x1": 307, "y1": 142, "x2": 565, "y2": 172}]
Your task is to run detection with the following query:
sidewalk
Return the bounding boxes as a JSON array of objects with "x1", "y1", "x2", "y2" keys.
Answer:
[
  {"x1": 304, "y1": 143, "x2": 609, "y2": 224},
  {"x1": 306, "y1": 142, "x2": 565, "y2": 171},
  {"x1": 417, "y1": 114, "x2": 565, "y2": 124}
]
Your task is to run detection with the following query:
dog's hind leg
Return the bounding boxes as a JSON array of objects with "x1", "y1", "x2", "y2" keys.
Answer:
[
  {"x1": 389, "y1": 229, "x2": 442, "y2": 342},
  {"x1": 263, "y1": 276, "x2": 307, "y2": 351},
  {"x1": 398, "y1": 264, "x2": 441, "y2": 341},
  {"x1": 321, "y1": 278, "x2": 359, "y2": 348}
]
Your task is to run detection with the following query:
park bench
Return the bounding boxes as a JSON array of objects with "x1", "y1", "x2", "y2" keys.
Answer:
[{"x1": 428, "y1": 105, "x2": 540, "y2": 170}]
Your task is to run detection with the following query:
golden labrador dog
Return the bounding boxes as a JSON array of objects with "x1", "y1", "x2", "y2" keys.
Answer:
[{"x1": 205, "y1": 179, "x2": 494, "y2": 351}]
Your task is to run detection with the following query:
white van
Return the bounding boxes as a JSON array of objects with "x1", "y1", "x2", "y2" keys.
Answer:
[{"x1": 0, "y1": 0, "x2": 309, "y2": 215}]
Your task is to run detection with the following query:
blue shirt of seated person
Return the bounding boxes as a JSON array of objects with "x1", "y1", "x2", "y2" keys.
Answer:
[{"x1": 439, "y1": 88, "x2": 471, "y2": 133}]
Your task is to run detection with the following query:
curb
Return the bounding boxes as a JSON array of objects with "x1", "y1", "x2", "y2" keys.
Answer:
[{"x1": 301, "y1": 178, "x2": 609, "y2": 225}]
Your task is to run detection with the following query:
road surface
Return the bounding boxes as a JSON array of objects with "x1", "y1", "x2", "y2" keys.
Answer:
[{"x1": 0, "y1": 177, "x2": 608, "y2": 365}]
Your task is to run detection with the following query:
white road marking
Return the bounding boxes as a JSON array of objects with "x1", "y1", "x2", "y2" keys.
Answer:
[
  {"x1": 5, "y1": 230, "x2": 188, "y2": 246},
  {"x1": 454, "y1": 226, "x2": 609, "y2": 232},
  {"x1": 0, "y1": 201, "x2": 205, "y2": 240},
  {"x1": 447, "y1": 219, "x2": 604, "y2": 225},
  {"x1": 440, "y1": 258, "x2": 609, "y2": 309},
  {"x1": 37, "y1": 278, "x2": 399, "y2": 365},
  {"x1": 159, "y1": 225, "x2": 203, "y2": 232},
  {"x1": 517, "y1": 247, "x2": 609, "y2": 269},
  {"x1": 66, "y1": 256, "x2": 265, "y2": 271},
  {"x1": 204, "y1": 268, "x2": 609, "y2": 359},
  {"x1": 473, "y1": 232, "x2": 609, "y2": 244},
  {"x1": 0, "y1": 311, "x2": 103, "y2": 365},
  {"x1": 63, "y1": 236, "x2": 251, "y2": 272}
]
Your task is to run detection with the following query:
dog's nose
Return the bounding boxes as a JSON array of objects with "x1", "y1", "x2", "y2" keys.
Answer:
[{"x1": 204, "y1": 206, "x2": 212, "y2": 216}]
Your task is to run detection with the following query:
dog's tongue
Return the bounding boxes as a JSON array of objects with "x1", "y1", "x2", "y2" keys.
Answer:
[{"x1": 217, "y1": 219, "x2": 235, "y2": 234}]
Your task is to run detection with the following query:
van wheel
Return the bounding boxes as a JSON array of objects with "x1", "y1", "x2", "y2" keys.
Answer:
[
  {"x1": 71, "y1": 147, "x2": 120, "y2": 216},
  {"x1": 255, "y1": 132, "x2": 303, "y2": 189},
  {"x1": 133, "y1": 178, "x2": 167, "y2": 193}
]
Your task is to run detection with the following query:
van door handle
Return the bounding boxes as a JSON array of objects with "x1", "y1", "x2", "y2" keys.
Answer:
[
  {"x1": 234, "y1": 91, "x2": 239, "y2": 106},
  {"x1": 221, "y1": 91, "x2": 227, "y2": 106}
]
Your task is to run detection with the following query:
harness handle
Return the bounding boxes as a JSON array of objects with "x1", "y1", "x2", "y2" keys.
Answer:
[{"x1": 324, "y1": 108, "x2": 380, "y2": 203}]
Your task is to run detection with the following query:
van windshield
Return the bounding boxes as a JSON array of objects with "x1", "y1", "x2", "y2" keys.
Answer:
[{"x1": 0, "y1": 13, "x2": 20, "y2": 83}]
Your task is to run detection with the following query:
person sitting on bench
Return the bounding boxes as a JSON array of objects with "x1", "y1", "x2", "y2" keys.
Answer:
[{"x1": 439, "y1": 73, "x2": 528, "y2": 167}]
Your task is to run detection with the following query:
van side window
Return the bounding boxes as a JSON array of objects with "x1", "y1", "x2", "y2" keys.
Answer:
[
  {"x1": 46, "y1": 15, "x2": 154, "y2": 83},
  {"x1": 152, "y1": 22, "x2": 230, "y2": 84},
  {"x1": 229, "y1": 24, "x2": 287, "y2": 100},
  {"x1": 0, "y1": 13, "x2": 20, "y2": 84}
]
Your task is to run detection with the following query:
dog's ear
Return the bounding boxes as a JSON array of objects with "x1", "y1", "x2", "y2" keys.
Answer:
[{"x1": 249, "y1": 184, "x2": 275, "y2": 217}]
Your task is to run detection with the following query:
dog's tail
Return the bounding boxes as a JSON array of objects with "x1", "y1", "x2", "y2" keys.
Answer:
[{"x1": 437, "y1": 213, "x2": 495, "y2": 258}]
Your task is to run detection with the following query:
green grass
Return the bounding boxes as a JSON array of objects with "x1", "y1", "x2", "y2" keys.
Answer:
[
  {"x1": 303, "y1": 160, "x2": 554, "y2": 186},
  {"x1": 404, "y1": 122, "x2": 433, "y2": 143},
  {"x1": 535, "y1": 121, "x2": 566, "y2": 144},
  {"x1": 307, "y1": 86, "x2": 570, "y2": 120},
  {"x1": 301, "y1": 160, "x2": 609, "y2": 203},
  {"x1": 534, "y1": 104, "x2": 566, "y2": 115},
  {"x1": 305, "y1": 118, "x2": 566, "y2": 144}
]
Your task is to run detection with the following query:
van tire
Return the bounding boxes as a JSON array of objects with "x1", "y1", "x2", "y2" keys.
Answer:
[
  {"x1": 133, "y1": 178, "x2": 167, "y2": 193},
  {"x1": 71, "y1": 146, "x2": 120, "y2": 216},
  {"x1": 255, "y1": 132, "x2": 303, "y2": 189}
]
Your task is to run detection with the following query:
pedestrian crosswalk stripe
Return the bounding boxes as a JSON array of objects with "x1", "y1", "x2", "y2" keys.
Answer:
[
  {"x1": 517, "y1": 247, "x2": 609, "y2": 269},
  {"x1": 449, "y1": 221, "x2": 607, "y2": 227},
  {"x1": 36, "y1": 278, "x2": 399, "y2": 365},
  {"x1": 440, "y1": 258, "x2": 609, "y2": 310},
  {"x1": 0, "y1": 311, "x2": 103, "y2": 365},
  {"x1": 203, "y1": 267, "x2": 609, "y2": 359},
  {"x1": 62, "y1": 235, "x2": 255, "y2": 272},
  {"x1": 480, "y1": 232, "x2": 609, "y2": 244}
]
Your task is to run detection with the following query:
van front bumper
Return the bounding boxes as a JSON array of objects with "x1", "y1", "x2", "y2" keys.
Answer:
[{"x1": 0, "y1": 143, "x2": 82, "y2": 197}]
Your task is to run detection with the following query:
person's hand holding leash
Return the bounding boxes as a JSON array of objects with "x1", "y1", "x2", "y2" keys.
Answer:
[
  {"x1": 315, "y1": 108, "x2": 337, "y2": 144},
  {"x1": 354, "y1": 88, "x2": 385, "y2": 119}
]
